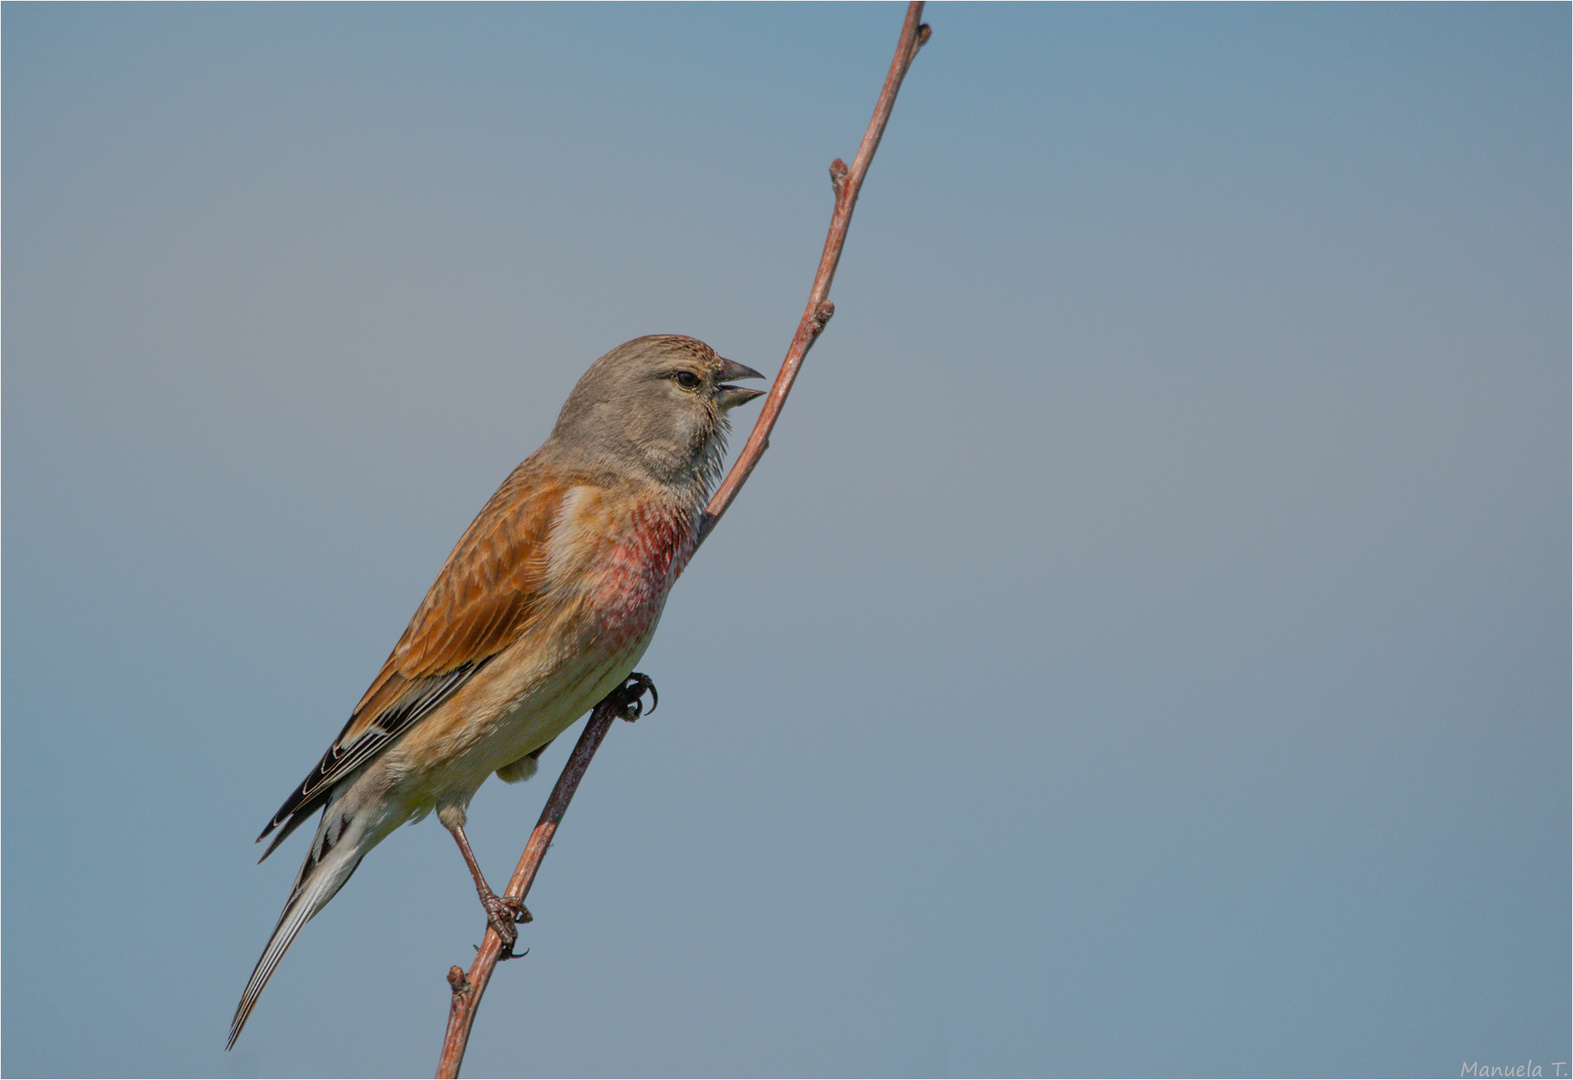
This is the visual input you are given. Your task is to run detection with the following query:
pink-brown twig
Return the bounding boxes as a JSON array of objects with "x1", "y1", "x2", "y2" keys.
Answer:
[
  {"x1": 700, "y1": 2, "x2": 930, "y2": 542},
  {"x1": 437, "y1": 695, "x2": 623, "y2": 1076},
  {"x1": 436, "y1": 6, "x2": 928, "y2": 1076}
]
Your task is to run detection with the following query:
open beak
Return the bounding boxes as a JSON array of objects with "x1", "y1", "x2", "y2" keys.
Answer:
[{"x1": 715, "y1": 358, "x2": 767, "y2": 410}]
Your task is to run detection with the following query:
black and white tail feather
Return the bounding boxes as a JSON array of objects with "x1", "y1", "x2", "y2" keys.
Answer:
[
  {"x1": 229, "y1": 662, "x2": 476, "y2": 1048},
  {"x1": 228, "y1": 789, "x2": 378, "y2": 1050}
]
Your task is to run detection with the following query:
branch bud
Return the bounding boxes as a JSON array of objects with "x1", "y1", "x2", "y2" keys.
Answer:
[{"x1": 829, "y1": 158, "x2": 849, "y2": 194}]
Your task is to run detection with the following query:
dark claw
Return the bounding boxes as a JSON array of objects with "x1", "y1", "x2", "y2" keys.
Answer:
[
  {"x1": 614, "y1": 672, "x2": 658, "y2": 721},
  {"x1": 476, "y1": 940, "x2": 528, "y2": 962}
]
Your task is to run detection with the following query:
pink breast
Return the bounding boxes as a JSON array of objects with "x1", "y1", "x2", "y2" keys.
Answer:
[{"x1": 593, "y1": 501, "x2": 697, "y2": 647}]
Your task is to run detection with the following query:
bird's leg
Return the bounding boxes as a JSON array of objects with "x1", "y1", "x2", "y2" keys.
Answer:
[
  {"x1": 441, "y1": 674, "x2": 652, "y2": 953},
  {"x1": 446, "y1": 821, "x2": 531, "y2": 951},
  {"x1": 612, "y1": 672, "x2": 658, "y2": 721}
]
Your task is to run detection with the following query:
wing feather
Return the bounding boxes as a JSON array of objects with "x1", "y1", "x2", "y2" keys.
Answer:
[{"x1": 257, "y1": 463, "x2": 578, "y2": 853}]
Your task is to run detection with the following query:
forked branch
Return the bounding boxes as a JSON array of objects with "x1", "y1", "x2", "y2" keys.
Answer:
[{"x1": 436, "y1": 6, "x2": 929, "y2": 1075}]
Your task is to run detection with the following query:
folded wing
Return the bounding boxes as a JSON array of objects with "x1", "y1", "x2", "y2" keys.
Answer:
[{"x1": 256, "y1": 464, "x2": 575, "y2": 857}]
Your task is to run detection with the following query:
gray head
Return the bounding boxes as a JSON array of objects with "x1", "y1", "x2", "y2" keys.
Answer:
[{"x1": 545, "y1": 335, "x2": 765, "y2": 491}]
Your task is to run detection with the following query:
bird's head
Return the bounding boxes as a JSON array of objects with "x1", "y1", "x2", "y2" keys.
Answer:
[{"x1": 546, "y1": 335, "x2": 765, "y2": 492}]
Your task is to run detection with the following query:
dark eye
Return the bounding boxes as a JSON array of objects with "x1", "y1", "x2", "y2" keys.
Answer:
[{"x1": 672, "y1": 370, "x2": 701, "y2": 390}]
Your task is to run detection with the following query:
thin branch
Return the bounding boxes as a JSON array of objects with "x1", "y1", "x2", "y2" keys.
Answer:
[
  {"x1": 435, "y1": 6, "x2": 929, "y2": 1076},
  {"x1": 699, "y1": 2, "x2": 931, "y2": 545},
  {"x1": 437, "y1": 696, "x2": 623, "y2": 1077}
]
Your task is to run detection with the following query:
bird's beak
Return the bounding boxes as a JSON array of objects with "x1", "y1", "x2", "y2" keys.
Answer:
[{"x1": 715, "y1": 358, "x2": 767, "y2": 410}]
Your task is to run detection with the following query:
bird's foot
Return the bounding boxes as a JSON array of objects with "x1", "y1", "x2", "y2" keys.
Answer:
[
  {"x1": 480, "y1": 891, "x2": 532, "y2": 950},
  {"x1": 612, "y1": 672, "x2": 658, "y2": 722}
]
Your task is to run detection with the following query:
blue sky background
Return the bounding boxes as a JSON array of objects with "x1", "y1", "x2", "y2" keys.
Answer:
[{"x1": 4, "y1": 4, "x2": 1567, "y2": 1077}]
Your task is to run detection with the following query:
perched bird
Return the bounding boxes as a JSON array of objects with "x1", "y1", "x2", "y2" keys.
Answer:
[{"x1": 229, "y1": 335, "x2": 764, "y2": 1049}]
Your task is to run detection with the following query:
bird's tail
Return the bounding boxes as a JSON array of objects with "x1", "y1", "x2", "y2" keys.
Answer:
[{"x1": 228, "y1": 799, "x2": 374, "y2": 1049}]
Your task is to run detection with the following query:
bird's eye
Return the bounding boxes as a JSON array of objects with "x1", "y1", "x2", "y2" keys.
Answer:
[{"x1": 672, "y1": 370, "x2": 701, "y2": 390}]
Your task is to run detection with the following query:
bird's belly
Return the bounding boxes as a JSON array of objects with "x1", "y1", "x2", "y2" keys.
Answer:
[
  {"x1": 383, "y1": 611, "x2": 662, "y2": 814},
  {"x1": 484, "y1": 629, "x2": 656, "y2": 768}
]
